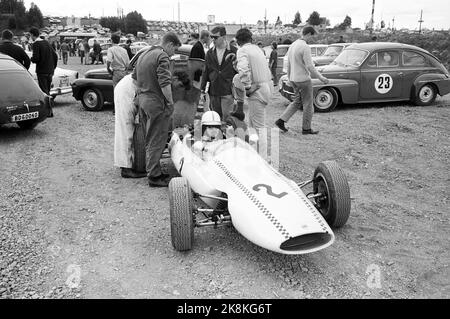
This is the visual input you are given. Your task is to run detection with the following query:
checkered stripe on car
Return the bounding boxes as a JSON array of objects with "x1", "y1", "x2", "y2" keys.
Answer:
[
  {"x1": 272, "y1": 170, "x2": 329, "y2": 233},
  {"x1": 214, "y1": 160, "x2": 290, "y2": 240}
]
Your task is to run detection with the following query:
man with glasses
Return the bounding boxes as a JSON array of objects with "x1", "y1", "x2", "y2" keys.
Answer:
[{"x1": 201, "y1": 26, "x2": 237, "y2": 124}]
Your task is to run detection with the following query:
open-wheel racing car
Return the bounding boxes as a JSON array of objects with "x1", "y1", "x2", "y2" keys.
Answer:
[{"x1": 167, "y1": 122, "x2": 351, "y2": 255}]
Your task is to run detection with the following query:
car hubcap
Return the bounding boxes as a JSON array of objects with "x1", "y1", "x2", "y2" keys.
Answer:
[
  {"x1": 316, "y1": 91, "x2": 333, "y2": 110},
  {"x1": 419, "y1": 86, "x2": 433, "y2": 103},
  {"x1": 84, "y1": 91, "x2": 98, "y2": 108}
]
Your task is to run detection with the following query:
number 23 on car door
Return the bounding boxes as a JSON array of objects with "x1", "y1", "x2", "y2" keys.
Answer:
[{"x1": 360, "y1": 51, "x2": 403, "y2": 100}]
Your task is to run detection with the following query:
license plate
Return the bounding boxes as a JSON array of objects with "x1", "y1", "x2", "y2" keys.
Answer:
[
  {"x1": 11, "y1": 111, "x2": 39, "y2": 122},
  {"x1": 59, "y1": 77, "x2": 69, "y2": 87}
]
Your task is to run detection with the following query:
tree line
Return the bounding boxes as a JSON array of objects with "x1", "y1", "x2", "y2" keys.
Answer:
[
  {"x1": 0, "y1": 0, "x2": 43, "y2": 31},
  {"x1": 99, "y1": 12, "x2": 147, "y2": 36},
  {"x1": 272, "y1": 11, "x2": 352, "y2": 30}
]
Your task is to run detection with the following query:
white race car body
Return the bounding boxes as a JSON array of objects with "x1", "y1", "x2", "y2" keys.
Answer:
[{"x1": 169, "y1": 132, "x2": 335, "y2": 255}]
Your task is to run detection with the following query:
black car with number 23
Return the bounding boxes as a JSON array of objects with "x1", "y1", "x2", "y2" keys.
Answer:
[{"x1": 0, "y1": 53, "x2": 53, "y2": 129}]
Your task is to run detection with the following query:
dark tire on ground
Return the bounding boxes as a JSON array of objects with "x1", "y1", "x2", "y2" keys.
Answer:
[
  {"x1": 314, "y1": 88, "x2": 339, "y2": 113},
  {"x1": 169, "y1": 177, "x2": 195, "y2": 251},
  {"x1": 17, "y1": 119, "x2": 39, "y2": 130},
  {"x1": 313, "y1": 161, "x2": 351, "y2": 228},
  {"x1": 413, "y1": 83, "x2": 437, "y2": 106},
  {"x1": 133, "y1": 120, "x2": 146, "y2": 174},
  {"x1": 81, "y1": 88, "x2": 104, "y2": 111}
]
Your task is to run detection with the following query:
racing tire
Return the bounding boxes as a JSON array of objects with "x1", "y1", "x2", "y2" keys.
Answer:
[
  {"x1": 133, "y1": 118, "x2": 146, "y2": 173},
  {"x1": 413, "y1": 84, "x2": 437, "y2": 106},
  {"x1": 81, "y1": 88, "x2": 104, "y2": 111},
  {"x1": 169, "y1": 177, "x2": 195, "y2": 251},
  {"x1": 17, "y1": 119, "x2": 39, "y2": 130},
  {"x1": 314, "y1": 88, "x2": 339, "y2": 113},
  {"x1": 313, "y1": 161, "x2": 351, "y2": 228}
]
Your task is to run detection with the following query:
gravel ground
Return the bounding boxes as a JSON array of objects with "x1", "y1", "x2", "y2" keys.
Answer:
[{"x1": 0, "y1": 55, "x2": 449, "y2": 299}]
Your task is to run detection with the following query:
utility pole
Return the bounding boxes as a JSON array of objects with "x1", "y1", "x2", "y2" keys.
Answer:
[
  {"x1": 392, "y1": 16, "x2": 395, "y2": 31},
  {"x1": 264, "y1": 9, "x2": 268, "y2": 34},
  {"x1": 370, "y1": 0, "x2": 375, "y2": 34},
  {"x1": 418, "y1": 10, "x2": 424, "y2": 34}
]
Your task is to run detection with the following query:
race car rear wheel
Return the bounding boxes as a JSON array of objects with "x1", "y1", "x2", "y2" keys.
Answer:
[
  {"x1": 169, "y1": 177, "x2": 195, "y2": 251},
  {"x1": 314, "y1": 88, "x2": 338, "y2": 113},
  {"x1": 313, "y1": 161, "x2": 351, "y2": 228},
  {"x1": 413, "y1": 83, "x2": 437, "y2": 106},
  {"x1": 81, "y1": 88, "x2": 104, "y2": 111}
]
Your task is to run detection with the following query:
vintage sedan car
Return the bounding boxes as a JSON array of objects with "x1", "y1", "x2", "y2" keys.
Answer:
[
  {"x1": 279, "y1": 42, "x2": 450, "y2": 112},
  {"x1": 0, "y1": 53, "x2": 52, "y2": 129},
  {"x1": 312, "y1": 43, "x2": 354, "y2": 66},
  {"x1": 72, "y1": 45, "x2": 193, "y2": 111},
  {"x1": 26, "y1": 51, "x2": 79, "y2": 98}
]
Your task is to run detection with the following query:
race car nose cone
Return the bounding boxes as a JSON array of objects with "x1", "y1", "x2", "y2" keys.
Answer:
[{"x1": 280, "y1": 232, "x2": 333, "y2": 252}]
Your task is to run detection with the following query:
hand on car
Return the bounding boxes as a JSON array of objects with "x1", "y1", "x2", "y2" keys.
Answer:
[{"x1": 321, "y1": 76, "x2": 329, "y2": 85}]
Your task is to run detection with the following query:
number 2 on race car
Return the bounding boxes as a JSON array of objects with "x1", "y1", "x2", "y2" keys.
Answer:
[{"x1": 375, "y1": 74, "x2": 393, "y2": 94}]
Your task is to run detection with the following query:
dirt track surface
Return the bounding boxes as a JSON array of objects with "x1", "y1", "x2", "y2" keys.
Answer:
[{"x1": 1, "y1": 58, "x2": 449, "y2": 299}]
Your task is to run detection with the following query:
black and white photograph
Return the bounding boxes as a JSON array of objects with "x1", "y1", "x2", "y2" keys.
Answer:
[{"x1": 0, "y1": 0, "x2": 449, "y2": 303}]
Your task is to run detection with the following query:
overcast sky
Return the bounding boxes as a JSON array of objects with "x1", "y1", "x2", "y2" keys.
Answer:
[{"x1": 25, "y1": 0, "x2": 450, "y2": 30}]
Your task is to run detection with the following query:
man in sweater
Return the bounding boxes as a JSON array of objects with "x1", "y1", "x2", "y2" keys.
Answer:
[
  {"x1": 0, "y1": 29, "x2": 30, "y2": 69},
  {"x1": 29, "y1": 27, "x2": 58, "y2": 96},
  {"x1": 275, "y1": 26, "x2": 329, "y2": 135},
  {"x1": 234, "y1": 28, "x2": 273, "y2": 130}
]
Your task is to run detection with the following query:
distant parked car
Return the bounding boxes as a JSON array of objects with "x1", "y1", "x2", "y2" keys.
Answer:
[
  {"x1": 0, "y1": 53, "x2": 53, "y2": 129},
  {"x1": 26, "y1": 51, "x2": 79, "y2": 98},
  {"x1": 279, "y1": 42, "x2": 450, "y2": 112},
  {"x1": 312, "y1": 43, "x2": 354, "y2": 66},
  {"x1": 130, "y1": 42, "x2": 149, "y2": 55},
  {"x1": 72, "y1": 45, "x2": 193, "y2": 111}
]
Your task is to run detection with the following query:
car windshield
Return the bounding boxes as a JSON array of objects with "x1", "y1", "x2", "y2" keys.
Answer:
[
  {"x1": 332, "y1": 49, "x2": 369, "y2": 67},
  {"x1": 323, "y1": 46, "x2": 344, "y2": 57}
]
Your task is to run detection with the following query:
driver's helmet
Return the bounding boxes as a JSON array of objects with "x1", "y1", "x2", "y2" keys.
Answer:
[{"x1": 201, "y1": 111, "x2": 222, "y2": 141}]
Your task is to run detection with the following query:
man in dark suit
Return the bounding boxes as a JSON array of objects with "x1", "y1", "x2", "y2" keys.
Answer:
[
  {"x1": 29, "y1": 27, "x2": 58, "y2": 116},
  {"x1": 200, "y1": 26, "x2": 237, "y2": 124},
  {"x1": 189, "y1": 30, "x2": 210, "y2": 60},
  {"x1": 0, "y1": 29, "x2": 30, "y2": 69}
]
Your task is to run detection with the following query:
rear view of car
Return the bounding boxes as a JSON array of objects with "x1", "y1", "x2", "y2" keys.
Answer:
[{"x1": 0, "y1": 54, "x2": 52, "y2": 129}]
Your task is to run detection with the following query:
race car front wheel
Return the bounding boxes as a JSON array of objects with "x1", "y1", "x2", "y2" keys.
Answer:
[
  {"x1": 81, "y1": 88, "x2": 104, "y2": 111},
  {"x1": 169, "y1": 177, "x2": 195, "y2": 251},
  {"x1": 313, "y1": 161, "x2": 351, "y2": 228}
]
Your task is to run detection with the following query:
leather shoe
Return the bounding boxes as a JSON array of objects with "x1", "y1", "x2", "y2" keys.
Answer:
[
  {"x1": 121, "y1": 168, "x2": 147, "y2": 179},
  {"x1": 302, "y1": 129, "x2": 319, "y2": 135},
  {"x1": 275, "y1": 119, "x2": 288, "y2": 133}
]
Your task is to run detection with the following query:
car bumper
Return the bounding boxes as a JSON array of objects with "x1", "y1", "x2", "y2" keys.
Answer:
[
  {"x1": 0, "y1": 99, "x2": 51, "y2": 125},
  {"x1": 50, "y1": 86, "x2": 72, "y2": 97},
  {"x1": 278, "y1": 77, "x2": 294, "y2": 102}
]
